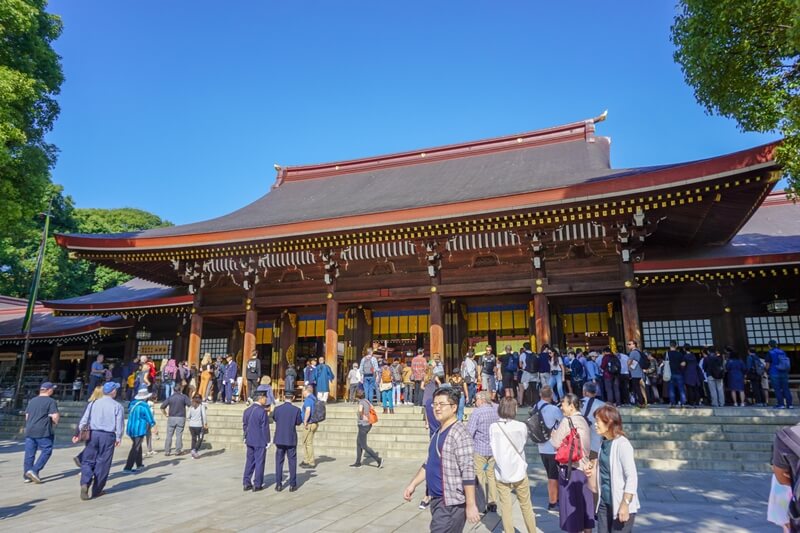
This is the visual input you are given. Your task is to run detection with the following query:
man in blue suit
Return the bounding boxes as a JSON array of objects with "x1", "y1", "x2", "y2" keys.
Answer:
[
  {"x1": 272, "y1": 391, "x2": 303, "y2": 492},
  {"x1": 242, "y1": 386, "x2": 270, "y2": 491},
  {"x1": 224, "y1": 354, "x2": 238, "y2": 404}
]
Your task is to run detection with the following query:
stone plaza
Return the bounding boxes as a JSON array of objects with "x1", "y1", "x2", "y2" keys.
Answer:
[{"x1": 0, "y1": 437, "x2": 773, "y2": 532}]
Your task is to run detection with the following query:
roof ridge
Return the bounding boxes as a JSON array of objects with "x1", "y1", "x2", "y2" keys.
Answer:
[{"x1": 275, "y1": 112, "x2": 608, "y2": 185}]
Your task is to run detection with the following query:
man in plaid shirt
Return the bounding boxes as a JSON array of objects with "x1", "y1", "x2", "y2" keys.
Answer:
[
  {"x1": 467, "y1": 390, "x2": 499, "y2": 514},
  {"x1": 404, "y1": 387, "x2": 480, "y2": 532}
]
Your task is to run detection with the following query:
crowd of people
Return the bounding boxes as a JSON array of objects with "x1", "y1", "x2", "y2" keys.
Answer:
[{"x1": 18, "y1": 337, "x2": 797, "y2": 532}]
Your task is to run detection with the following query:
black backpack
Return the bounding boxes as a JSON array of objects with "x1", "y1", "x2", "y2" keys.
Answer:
[
  {"x1": 308, "y1": 397, "x2": 326, "y2": 424},
  {"x1": 635, "y1": 350, "x2": 651, "y2": 371},
  {"x1": 525, "y1": 351, "x2": 539, "y2": 373},
  {"x1": 526, "y1": 403, "x2": 555, "y2": 444},
  {"x1": 707, "y1": 355, "x2": 724, "y2": 379},
  {"x1": 608, "y1": 355, "x2": 621, "y2": 375}
]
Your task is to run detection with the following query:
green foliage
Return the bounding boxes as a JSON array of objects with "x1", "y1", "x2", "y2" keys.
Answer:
[
  {"x1": 0, "y1": 0, "x2": 63, "y2": 238},
  {"x1": 0, "y1": 198, "x2": 172, "y2": 299},
  {"x1": 672, "y1": 0, "x2": 800, "y2": 198}
]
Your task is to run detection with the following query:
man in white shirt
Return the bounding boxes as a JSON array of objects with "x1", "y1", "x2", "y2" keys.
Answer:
[
  {"x1": 535, "y1": 386, "x2": 563, "y2": 513},
  {"x1": 618, "y1": 351, "x2": 631, "y2": 406}
]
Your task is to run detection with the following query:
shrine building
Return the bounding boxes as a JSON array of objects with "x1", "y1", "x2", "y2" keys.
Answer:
[{"x1": 3, "y1": 114, "x2": 798, "y2": 398}]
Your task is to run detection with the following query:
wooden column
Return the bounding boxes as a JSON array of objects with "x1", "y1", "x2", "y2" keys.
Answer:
[
  {"x1": 533, "y1": 293, "x2": 551, "y2": 350},
  {"x1": 49, "y1": 345, "x2": 60, "y2": 382},
  {"x1": 620, "y1": 262, "x2": 641, "y2": 346},
  {"x1": 430, "y1": 287, "x2": 444, "y2": 358},
  {"x1": 122, "y1": 333, "x2": 136, "y2": 364},
  {"x1": 325, "y1": 295, "x2": 339, "y2": 400},
  {"x1": 187, "y1": 312, "x2": 203, "y2": 368},
  {"x1": 242, "y1": 304, "x2": 258, "y2": 399}
]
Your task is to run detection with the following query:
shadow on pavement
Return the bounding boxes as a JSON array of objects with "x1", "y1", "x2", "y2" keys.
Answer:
[
  {"x1": 0, "y1": 498, "x2": 45, "y2": 520},
  {"x1": 199, "y1": 449, "x2": 226, "y2": 459},
  {"x1": 109, "y1": 472, "x2": 171, "y2": 494}
]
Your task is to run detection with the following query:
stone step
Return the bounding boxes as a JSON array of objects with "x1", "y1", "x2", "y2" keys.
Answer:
[
  {"x1": 628, "y1": 430, "x2": 772, "y2": 442},
  {"x1": 628, "y1": 439, "x2": 772, "y2": 452}
]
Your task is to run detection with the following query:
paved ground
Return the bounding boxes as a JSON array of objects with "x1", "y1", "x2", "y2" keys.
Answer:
[{"x1": 0, "y1": 439, "x2": 773, "y2": 532}]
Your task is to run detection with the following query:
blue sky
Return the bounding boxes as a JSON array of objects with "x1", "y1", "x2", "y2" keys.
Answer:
[{"x1": 47, "y1": 1, "x2": 779, "y2": 226}]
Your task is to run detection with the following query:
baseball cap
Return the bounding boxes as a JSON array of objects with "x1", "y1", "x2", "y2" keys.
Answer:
[
  {"x1": 40, "y1": 381, "x2": 55, "y2": 390},
  {"x1": 103, "y1": 382, "x2": 120, "y2": 394}
]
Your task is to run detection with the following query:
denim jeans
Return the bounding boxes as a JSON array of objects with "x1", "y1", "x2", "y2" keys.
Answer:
[
  {"x1": 548, "y1": 375, "x2": 564, "y2": 401},
  {"x1": 392, "y1": 384, "x2": 403, "y2": 406},
  {"x1": 669, "y1": 373, "x2": 687, "y2": 405},
  {"x1": 24, "y1": 436, "x2": 53, "y2": 478},
  {"x1": 467, "y1": 382, "x2": 477, "y2": 405},
  {"x1": 381, "y1": 388, "x2": 393, "y2": 409},
  {"x1": 404, "y1": 383, "x2": 413, "y2": 404},
  {"x1": 363, "y1": 375, "x2": 376, "y2": 405},
  {"x1": 163, "y1": 380, "x2": 175, "y2": 399},
  {"x1": 772, "y1": 373, "x2": 792, "y2": 408},
  {"x1": 457, "y1": 394, "x2": 465, "y2": 421}
]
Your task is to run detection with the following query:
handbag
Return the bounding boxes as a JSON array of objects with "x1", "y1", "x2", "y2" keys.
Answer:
[
  {"x1": 78, "y1": 402, "x2": 94, "y2": 442},
  {"x1": 662, "y1": 354, "x2": 672, "y2": 382},
  {"x1": 367, "y1": 404, "x2": 379, "y2": 425}
]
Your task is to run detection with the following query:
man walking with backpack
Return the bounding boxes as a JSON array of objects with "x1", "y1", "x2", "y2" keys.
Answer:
[
  {"x1": 746, "y1": 347, "x2": 766, "y2": 406},
  {"x1": 600, "y1": 347, "x2": 621, "y2": 405},
  {"x1": 480, "y1": 345, "x2": 498, "y2": 402},
  {"x1": 361, "y1": 348, "x2": 380, "y2": 405},
  {"x1": 529, "y1": 385, "x2": 563, "y2": 513},
  {"x1": 704, "y1": 346, "x2": 724, "y2": 407},
  {"x1": 627, "y1": 340, "x2": 648, "y2": 408},
  {"x1": 768, "y1": 339, "x2": 793, "y2": 409}
]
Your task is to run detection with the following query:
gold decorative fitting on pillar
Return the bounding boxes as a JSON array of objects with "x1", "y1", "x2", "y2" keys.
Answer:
[
  {"x1": 535, "y1": 286, "x2": 544, "y2": 293},
  {"x1": 191, "y1": 307, "x2": 196, "y2": 314},
  {"x1": 624, "y1": 280, "x2": 632, "y2": 288},
  {"x1": 246, "y1": 304, "x2": 251, "y2": 310},
  {"x1": 535, "y1": 279, "x2": 543, "y2": 286},
  {"x1": 450, "y1": 299, "x2": 456, "y2": 304},
  {"x1": 246, "y1": 298, "x2": 252, "y2": 304},
  {"x1": 724, "y1": 307, "x2": 732, "y2": 313},
  {"x1": 430, "y1": 286, "x2": 437, "y2": 293},
  {"x1": 327, "y1": 292, "x2": 333, "y2": 299}
]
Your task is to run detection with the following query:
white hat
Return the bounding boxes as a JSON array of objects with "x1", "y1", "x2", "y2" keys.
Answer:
[{"x1": 134, "y1": 387, "x2": 151, "y2": 400}]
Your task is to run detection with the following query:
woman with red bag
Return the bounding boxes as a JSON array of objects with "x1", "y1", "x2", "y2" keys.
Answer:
[{"x1": 549, "y1": 393, "x2": 593, "y2": 533}]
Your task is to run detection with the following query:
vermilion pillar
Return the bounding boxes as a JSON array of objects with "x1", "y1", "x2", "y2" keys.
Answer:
[
  {"x1": 430, "y1": 287, "x2": 444, "y2": 357},
  {"x1": 325, "y1": 295, "x2": 339, "y2": 400},
  {"x1": 533, "y1": 293, "x2": 551, "y2": 350},
  {"x1": 187, "y1": 312, "x2": 203, "y2": 368},
  {"x1": 242, "y1": 306, "x2": 258, "y2": 398}
]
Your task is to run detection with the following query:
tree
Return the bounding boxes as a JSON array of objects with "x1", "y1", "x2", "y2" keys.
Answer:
[
  {"x1": 672, "y1": 0, "x2": 800, "y2": 198},
  {"x1": 0, "y1": 0, "x2": 63, "y2": 238},
  {"x1": 72, "y1": 208, "x2": 173, "y2": 292}
]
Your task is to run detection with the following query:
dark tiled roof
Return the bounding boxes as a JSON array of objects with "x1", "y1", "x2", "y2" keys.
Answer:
[
  {"x1": 43, "y1": 278, "x2": 185, "y2": 307},
  {"x1": 62, "y1": 136, "x2": 623, "y2": 240},
  {"x1": 0, "y1": 312, "x2": 127, "y2": 340}
]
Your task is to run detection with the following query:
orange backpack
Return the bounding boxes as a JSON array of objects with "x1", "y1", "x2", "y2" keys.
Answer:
[{"x1": 381, "y1": 366, "x2": 392, "y2": 383}]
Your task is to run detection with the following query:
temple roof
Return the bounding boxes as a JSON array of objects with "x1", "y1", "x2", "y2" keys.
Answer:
[
  {"x1": 636, "y1": 192, "x2": 800, "y2": 272},
  {"x1": 0, "y1": 309, "x2": 129, "y2": 342},
  {"x1": 43, "y1": 278, "x2": 190, "y2": 315}
]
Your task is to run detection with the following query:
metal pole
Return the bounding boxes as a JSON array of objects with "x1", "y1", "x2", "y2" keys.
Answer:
[{"x1": 13, "y1": 197, "x2": 53, "y2": 410}]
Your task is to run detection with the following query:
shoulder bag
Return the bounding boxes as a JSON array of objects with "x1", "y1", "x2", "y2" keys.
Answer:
[{"x1": 78, "y1": 402, "x2": 94, "y2": 442}]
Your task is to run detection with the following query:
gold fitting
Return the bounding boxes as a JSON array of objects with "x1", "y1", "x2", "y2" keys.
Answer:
[
  {"x1": 327, "y1": 292, "x2": 333, "y2": 299},
  {"x1": 535, "y1": 279, "x2": 543, "y2": 286},
  {"x1": 450, "y1": 299, "x2": 456, "y2": 304},
  {"x1": 430, "y1": 286, "x2": 437, "y2": 293},
  {"x1": 724, "y1": 307, "x2": 732, "y2": 313},
  {"x1": 191, "y1": 307, "x2": 196, "y2": 314},
  {"x1": 246, "y1": 304, "x2": 251, "y2": 310},
  {"x1": 246, "y1": 298, "x2": 252, "y2": 304},
  {"x1": 624, "y1": 280, "x2": 632, "y2": 288},
  {"x1": 535, "y1": 286, "x2": 543, "y2": 293}
]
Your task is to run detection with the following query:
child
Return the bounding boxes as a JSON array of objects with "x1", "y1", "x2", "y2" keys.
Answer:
[
  {"x1": 187, "y1": 395, "x2": 208, "y2": 459},
  {"x1": 145, "y1": 395, "x2": 158, "y2": 456}
]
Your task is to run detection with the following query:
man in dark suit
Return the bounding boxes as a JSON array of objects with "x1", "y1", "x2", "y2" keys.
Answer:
[
  {"x1": 242, "y1": 386, "x2": 270, "y2": 491},
  {"x1": 272, "y1": 391, "x2": 303, "y2": 492}
]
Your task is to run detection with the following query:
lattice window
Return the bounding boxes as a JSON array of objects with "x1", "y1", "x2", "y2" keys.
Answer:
[
  {"x1": 200, "y1": 338, "x2": 228, "y2": 358},
  {"x1": 745, "y1": 316, "x2": 800, "y2": 346},
  {"x1": 642, "y1": 319, "x2": 713, "y2": 349}
]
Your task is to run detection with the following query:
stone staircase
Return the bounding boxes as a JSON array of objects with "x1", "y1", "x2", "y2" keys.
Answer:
[{"x1": 0, "y1": 401, "x2": 793, "y2": 472}]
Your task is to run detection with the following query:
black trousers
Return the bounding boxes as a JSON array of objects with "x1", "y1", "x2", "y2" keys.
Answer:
[
  {"x1": 189, "y1": 426, "x2": 204, "y2": 451},
  {"x1": 748, "y1": 376, "x2": 765, "y2": 404},
  {"x1": 248, "y1": 378, "x2": 259, "y2": 400},
  {"x1": 630, "y1": 377, "x2": 645, "y2": 405},
  {"x1": 124, "y1": 436, "x2": 144, "y2": 470},
  {"x1": 619, "y1": 375, "x2": 631, "y2": 404},
  {"x1": 356, "y1": 424, "x2": 380, "y2": 464},
  {"x1": 686, "y1": 384, "x2": 700, "y2": 405},
  {"x1": 596, "y1": 500, "x2": 635, "y2": 532}
]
